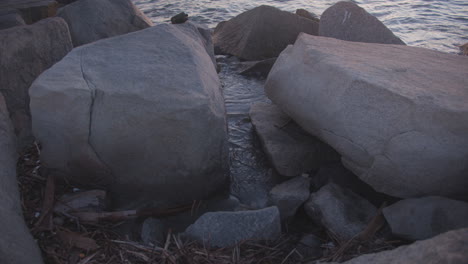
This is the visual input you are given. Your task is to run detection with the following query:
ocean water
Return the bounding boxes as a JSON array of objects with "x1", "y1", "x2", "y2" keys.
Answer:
[
  {"x1": 133, "y1": 0, "x2": 468, "y2": 54},
  {"x1": 132, "y1": 0, "x2": 468, "y2": 207}
]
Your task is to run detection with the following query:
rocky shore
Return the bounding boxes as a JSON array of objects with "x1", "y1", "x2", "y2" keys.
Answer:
[{"x1": 1, "y1": 0, "x2": 467, "y2": 263}]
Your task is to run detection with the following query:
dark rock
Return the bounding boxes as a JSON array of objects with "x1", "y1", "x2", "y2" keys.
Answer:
[
  {"x1": 171, "y1": 12, "x2": 188, "y2": 24},
  {"x1": 239, "y1": 58, "x2": 277, "y2": 78},
  {"x1": 141, "y1": 218, "x2": 166, "y2": 246},
  {"x1": 250, "y1": 102, "x2": 339, "y2": 177},
  {"x1": 296, "y1": 234, "x2": 323, "y2": 259},
  {"x1": 0, "y1": 94, "x2": 44, "y2": 264},
  {"x1": 0, "y1": 17, "x2": 72, "y2": 150},
  {"x1": 0, "y1": 0, "x2": 58, "y2": 24},
  {"x1": 321, "y1": 228, "x2": 468, "y2": 264},
  {"x1": 57, "y1": 0, "x2": 153, "y2": 46},
  {"x1": 305, "y1": 183, "x2": 377, "y2": 241},
  {"x1": 319, "y1": 1, "x2": 405, "y2": 45},
  {"x1": 459, "y1": 42, "x2": 468, "y2": 56},
  {"x1": 0, "y1": 10, "x2": 25, "y2": 30},
  {"x1": 269, "y1": 176, "x2": 310, "y2": 220},
  {"x1": 213, "y1": 5, "x2": 319, "y2": 60},
  {"x1": 295, "y1": 8, "x2": 319, "y2": 22},
  {"x1": 383, "y1": 196, "x2": 468, "y2": 241},
  {"x1": 29, "y1": 22, "x2": 228, "y2": 209},
  {"x1": 184, "y1": 206, "x2": 281, "y2": 247}
]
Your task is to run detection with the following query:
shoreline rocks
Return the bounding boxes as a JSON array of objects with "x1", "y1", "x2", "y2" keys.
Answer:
[
  {"x1": 213, "y1": 5, "x2": 319, "y2": 60},
  {"x1": 265, "y1": 33, "x2": 468, "y2": 199},
  {"x1": 30, "y1": 22, "x2": 229, "y2": 209},
  {"x1": 319, "y1": 1, "x2": 405, "y2": 45}
]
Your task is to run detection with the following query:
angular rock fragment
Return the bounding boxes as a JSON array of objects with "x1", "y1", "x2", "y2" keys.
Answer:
[
  {"x1": 269, "y1": 176, "x2": 310, "y2": 219},
  {"x1": 184, "y1": 206, "x2": 281, "y2": 247}
]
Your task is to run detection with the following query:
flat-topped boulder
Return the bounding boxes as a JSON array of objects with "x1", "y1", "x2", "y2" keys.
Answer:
[
  {"x1": 319, "y1": 1, "x2": 405, "y2": 45},
  {"x1": 0, "y1": 17, "x2": 72, "y2": 150},
  {"x1": 57, "y1": 0, "x2": 153, "y2": 46},
  {"x1": 30, "y1": 22, "x2": 228, "y2": 209},
  {"x1": 0, "y1": 0, "x2": 58, "y2": 24},
  {"x1": 213, "y1": 5, "x2": 319, "y2": 60},
  {"x1": 265, "y1": 34, "x2": 468, "y2": 199},
  {"x1": 0, "y1": 94, "x2": 44, "y2": 264}
]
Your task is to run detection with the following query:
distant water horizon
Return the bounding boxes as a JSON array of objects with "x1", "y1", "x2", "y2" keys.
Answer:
[{"x1": 132, "y1": 0, "x2": 468, "y2": 54}]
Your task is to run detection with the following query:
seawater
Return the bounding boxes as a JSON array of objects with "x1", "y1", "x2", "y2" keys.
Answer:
[
  {"x1": 133, "y1": 0, "x2": 468, "y2": 53},
  {"x1": 132, "y1": 0, "x2": 468, "y2": 207}
]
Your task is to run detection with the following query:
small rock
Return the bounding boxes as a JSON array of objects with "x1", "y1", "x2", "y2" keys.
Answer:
[
  {"x1": 305, "y1": 183, "x2": 377, "y2": 241},
  {"x1": 459, "y1": 42, "x2": 468, "y2": 56},
  {"x1": 295, "y1": 9, "x2": 319, "y2": 22},
  {"x1": 184, "y1": 206, "x2": 281, "y2": 248},
  {"x1": 269, "y1": 176, "x2": 310, "y2": 220},
  {"x1": 171, "y1": 12, "x2": 188, "y2": 24},
  {"x1": 250, "y1": 103, "x2": 339, "y2": 177},
  {"x1": 296, "y1": 234, "x2": 323, "y2": 259},
  {"x1": 319, "y1": 1, "x2": 405, "y2": 45},
  {"x1": 383, "y1": 196, "x2": 468, "y2": 241},
  {"x1": 141, "y1": 218, "x2": 166, "y2": 246}
]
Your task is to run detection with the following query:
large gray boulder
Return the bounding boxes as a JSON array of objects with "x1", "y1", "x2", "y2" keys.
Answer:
[
  {"x1": 319, "y1": 1, "x2": 405, "y2": 45},
  {"x1": 30, "y1": 22, "x2": 229, "y2": 209},
  {"x1": 265, "y1": 34, "x2": 468, "y2": 199},
  {"x1": 305, "y1": 183, "x2": 377, "y2": 241},
  {"x1": 213, "y1": 5, "x2": 319, "y2": 61},
  {"x1": 184, "y1": 206, "x2": 281, "y2": 247},
  {"x1": 321, "y1": 228, "x2": 468, "y2": 264},
  {"x1": 0, "y1": 95, "x2": 44, "y2": 264},
  {"x1": 0, "y1": 17, "x2": 72, "y2": 150},
  {"x1": 57, "y1": 0, "x2": 153, "y2": 46},
  {"x1": 250, "y1": 102, "x2": 339, "y2": 176},
  {"x1": 268, "y1": 176, "x2": 310, "y2": 220},
  {"x1": 383, "y1": 196, "x2": 468, "y2": 241}
]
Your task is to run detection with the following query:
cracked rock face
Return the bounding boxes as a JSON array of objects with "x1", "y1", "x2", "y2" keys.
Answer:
[
  {"x1": 57, "y1": 0, "x2": 153, "y2": 47},
  {"x1": 30, "y1": 22, "x2": 229, "y2": 209},
  {"x1": 265, "y1": 34, "x2": 468, "y2": 199},
  {"x1": 0, "y1": 94, "x2": 44, "y2": 264}
]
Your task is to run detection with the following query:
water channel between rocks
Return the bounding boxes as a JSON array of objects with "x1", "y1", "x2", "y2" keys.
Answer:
[{"x1": 217, "y1": 55, "x2": 280, "y2": 209}]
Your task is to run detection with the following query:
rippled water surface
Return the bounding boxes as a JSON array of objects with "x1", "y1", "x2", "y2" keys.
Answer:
[
  {"x1": 132, "y1": 0, "x2": 468, "y2": 206},
  {"x1": 133, "y1": 0, "x2": 468, "y2": 53}
]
